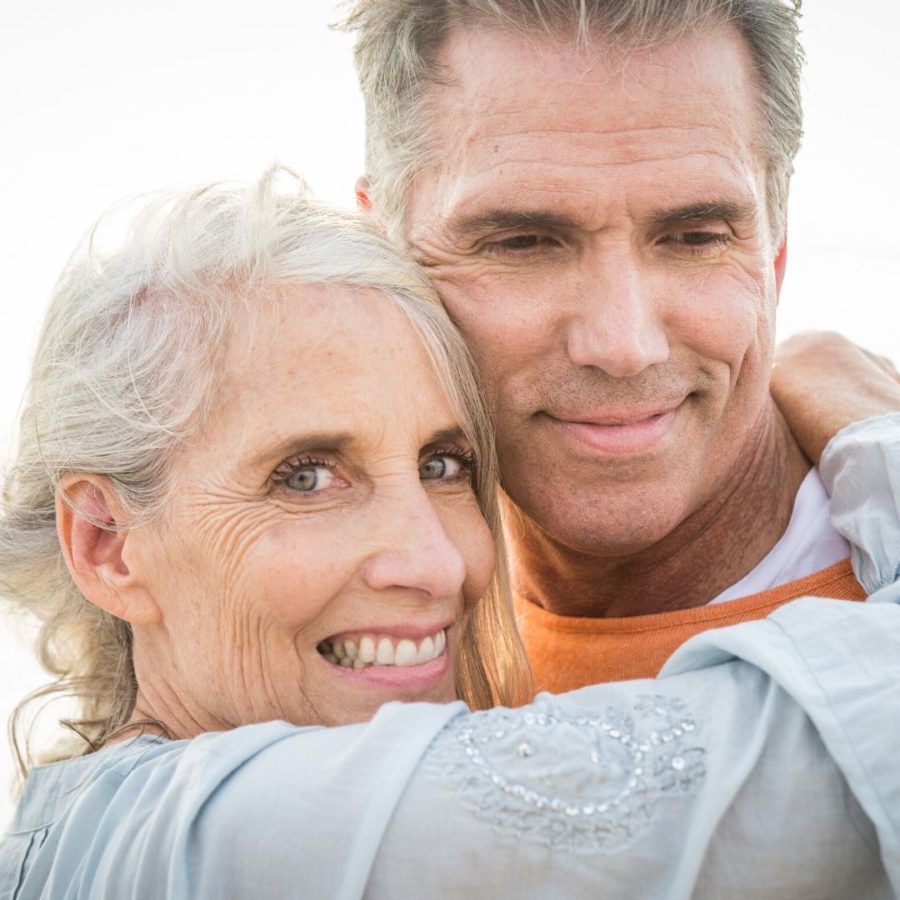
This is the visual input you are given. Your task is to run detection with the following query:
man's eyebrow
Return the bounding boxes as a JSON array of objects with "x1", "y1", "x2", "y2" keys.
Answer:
[
  {"x1": 648, "y1": 201, "x2": 756, "y2": 229},
  {"x1": 447, "y1": 203, "x2": 757, "y2": 238},
  {"x1": 448, "y1": 209, "x2": 579, "y2": 238}
]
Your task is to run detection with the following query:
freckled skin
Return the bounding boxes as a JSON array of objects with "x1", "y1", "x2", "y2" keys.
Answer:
[
  {"x1": 395, "y1": 24, "x2": 809, "y2": 615},
  {"x1": 125, "y1": 286, "x2": 496, "y2": 735}
]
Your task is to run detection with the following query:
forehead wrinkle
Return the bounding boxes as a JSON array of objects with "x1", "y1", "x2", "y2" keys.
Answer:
[
  {"x1": 437, "y1": 130, "x2": 759, "y2": 214},
  {"x1": 465, "y1": 120, "x2": 730, "y2": 142},
  {"x1": 423, "y1": 28, "x2": 765, "y2": 190},
  {"x1": 454, "y1": 130, "x2": 751, "y2": 184}
]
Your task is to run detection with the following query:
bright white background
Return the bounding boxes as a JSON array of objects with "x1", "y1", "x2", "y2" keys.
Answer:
[{"x1": 1, "y1": 1, "x2": 898, "y2": 828}]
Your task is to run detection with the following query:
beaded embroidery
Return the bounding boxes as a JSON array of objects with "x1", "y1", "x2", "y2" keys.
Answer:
[{"x1": 426, "y1": 693, "x2": 705, "y2": 854}]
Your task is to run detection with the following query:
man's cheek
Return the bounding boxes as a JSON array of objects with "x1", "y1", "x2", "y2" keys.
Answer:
[{"x1": 674, "y1": 289, "x2": 770, "y2": 378}]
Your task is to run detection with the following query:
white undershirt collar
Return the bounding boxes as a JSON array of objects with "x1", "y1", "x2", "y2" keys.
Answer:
[{"x1": 709, "y1": 468, "x2": 850, "y2": 605}]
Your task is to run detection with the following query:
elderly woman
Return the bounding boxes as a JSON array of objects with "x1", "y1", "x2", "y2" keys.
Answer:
[{"x1": 1, "y1": 170, "x2": 899, "y2": 899}]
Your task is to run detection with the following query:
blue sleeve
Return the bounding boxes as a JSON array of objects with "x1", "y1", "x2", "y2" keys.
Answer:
[
  {"x1": 18, "y1": 609, "x2": 900, "y2": 899},
  {"x1": 662, "y1": 595, "x2": 900, "y2": 894},
  {"x1": 820, "y1": 412, "x2": 900, "y2": 597}
]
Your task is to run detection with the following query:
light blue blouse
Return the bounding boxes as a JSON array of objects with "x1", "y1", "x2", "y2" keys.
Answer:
[{"x1": 2, "y1": 414, "x2": 900, "y2": 900}]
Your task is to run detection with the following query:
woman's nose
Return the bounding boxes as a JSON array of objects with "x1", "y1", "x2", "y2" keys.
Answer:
[{"x1": 361, "y1": 487, "x2": 468, "y2": 602}]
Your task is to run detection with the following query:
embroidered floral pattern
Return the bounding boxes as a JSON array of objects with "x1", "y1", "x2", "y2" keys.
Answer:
[{"x1": 426, "y1": 694, "x2": 705, "y2": 854}]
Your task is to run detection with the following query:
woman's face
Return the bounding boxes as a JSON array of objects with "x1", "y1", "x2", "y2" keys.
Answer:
[{"x1": 128, "y1": 285, "x2": 496, "y2": 732}]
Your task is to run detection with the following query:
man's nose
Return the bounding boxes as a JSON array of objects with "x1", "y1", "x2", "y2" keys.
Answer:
[
  {"x1": 566, "y1": 249, "x2": 670, "y2": 377},
  {"x1": 361, "y1": 484, "x2": 468, "y2": 602}
]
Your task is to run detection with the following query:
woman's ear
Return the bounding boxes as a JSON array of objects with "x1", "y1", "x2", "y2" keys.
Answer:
[
  {"x1": 355, "y1": 175, "x2": 373, "y2": 212},
  {"x1": 56, "y1": 474, "x2": 161, "y2": 625}
]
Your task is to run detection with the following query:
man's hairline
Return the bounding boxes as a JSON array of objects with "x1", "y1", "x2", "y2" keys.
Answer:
[{"x1": 369, "y1": 16, "x2": 788, "y2": 247}]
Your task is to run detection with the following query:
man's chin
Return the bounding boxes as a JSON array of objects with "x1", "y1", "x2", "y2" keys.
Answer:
[{"x1": 502, "y1": 481, "x2": 698, "y2": 558}]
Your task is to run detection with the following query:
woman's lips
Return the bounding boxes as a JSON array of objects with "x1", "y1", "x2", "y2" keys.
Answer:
[
  {"x1": 328, "y1": 650, "x2": 450, "y2": 688},
  {"x1": 317, "y1": 627, "x2": 451, "y2": 688},
  {"x1": 548, "y1": 402, "x2": 684, "y2": 455}
]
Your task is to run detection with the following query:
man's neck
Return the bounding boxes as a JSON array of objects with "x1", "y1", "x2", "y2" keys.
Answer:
[{"x1": 504, "y1": 404, "x2": 812, "y2": 618}]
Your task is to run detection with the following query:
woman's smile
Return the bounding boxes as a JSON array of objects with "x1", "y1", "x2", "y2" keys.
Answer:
[
  {"x1": 318, "y1": 625, "x2": 449, "y2": 669},
  {"x1": 318, "y1": 626, "x2": 452, "y2": 689}
]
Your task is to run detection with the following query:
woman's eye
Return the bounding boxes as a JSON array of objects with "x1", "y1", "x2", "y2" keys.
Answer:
[
  {"x1": 419, "y1": 453, "x2": 472, "y2": 482},
  {"x1": 419, "y1": 456, "x2": 459, "y2": 480},
  {"x1": 282, "y1": 464, "x2": 338, "y2": 493}
]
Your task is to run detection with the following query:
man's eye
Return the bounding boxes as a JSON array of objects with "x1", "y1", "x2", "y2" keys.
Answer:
[
  {"x1": 501, "y1": 235, "x2": 544, "y2": 249},
  {"x1": 485, "y1": 234, "x2": 558, "y2": 256},
  {"x1": 678, "y1": 232, "x2": 724, "y2": 244},
  {"x1": 419, "y1": 451, "x2": 474, "y2": 482},
  {"x1": 665, "y1": 231, "x2": 730, "y2": 254}
]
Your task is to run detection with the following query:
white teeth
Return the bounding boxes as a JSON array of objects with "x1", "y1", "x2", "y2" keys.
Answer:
[
  {"x1": 322, "y1": 629, "x2": 447, "y2": 669},
  {"x1": 416, "y1": 635, "x2": 434, "y2": 665},
  {"x1": 395, "y1": 639, "x2": 418, "y2": 667},
  {"x1": 376, "y1": 637, "x2": 395, "y2": 665},
  {"x1": 359, "y1": 636, "x2": 376, "y2": 663}
]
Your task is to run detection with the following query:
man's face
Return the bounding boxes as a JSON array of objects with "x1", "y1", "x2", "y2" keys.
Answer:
[{"x1": 399, "y1": 23, "x2": 787, "y2": 556}]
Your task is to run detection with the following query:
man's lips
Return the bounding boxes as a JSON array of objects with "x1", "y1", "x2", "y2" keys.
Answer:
[{"x1": 544, "y1": 399, "x2": 687, "y2": 455}]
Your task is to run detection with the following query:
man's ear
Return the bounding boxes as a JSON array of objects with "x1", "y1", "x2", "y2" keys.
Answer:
[
  {"x1": 56, "y1": 474, "x2": 161, "y2": 625},
  {"x1": 355, "y1": 176, "x2": 373, "y2": 213},
  {"x1": 774, "y1": 230, "x2": 788, "y2": 299}
]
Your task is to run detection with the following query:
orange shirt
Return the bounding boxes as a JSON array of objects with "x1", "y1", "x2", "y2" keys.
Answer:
[{"x1": 516, "y1": 558, "x2": 866, "y2": 692}]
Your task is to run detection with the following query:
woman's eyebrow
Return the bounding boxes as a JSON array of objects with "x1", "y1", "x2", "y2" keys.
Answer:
[
  {"x1": 424, "y1": 426, "x2": 470, "y2": 448},
  {"x1": 250, "y1": 427, "x2": 469, "y2": 466},
  {"x1": 248, "y1": 432, "x2": 355, "y2": 466}
]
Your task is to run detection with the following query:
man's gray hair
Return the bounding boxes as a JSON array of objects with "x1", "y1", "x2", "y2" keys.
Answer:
[
  {"x1": 343, "y1": 0, "x2": 804, "y2": 239},
  {"x1": 0, "y1": 167, "x2": 530, "y2": 769}
]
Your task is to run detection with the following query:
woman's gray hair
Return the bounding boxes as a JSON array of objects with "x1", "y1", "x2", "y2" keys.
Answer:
[
  {"x1": 0, "y1": 166, "x2": 531, "y2": 772},
  {"x1": 342, "y1": 0, "x2": 804, "y2": 241}
]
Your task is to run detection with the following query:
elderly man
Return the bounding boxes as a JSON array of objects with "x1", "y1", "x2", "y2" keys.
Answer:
[{"x1": 345, "y1": 0, "x2": 900, "y2": 690}]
